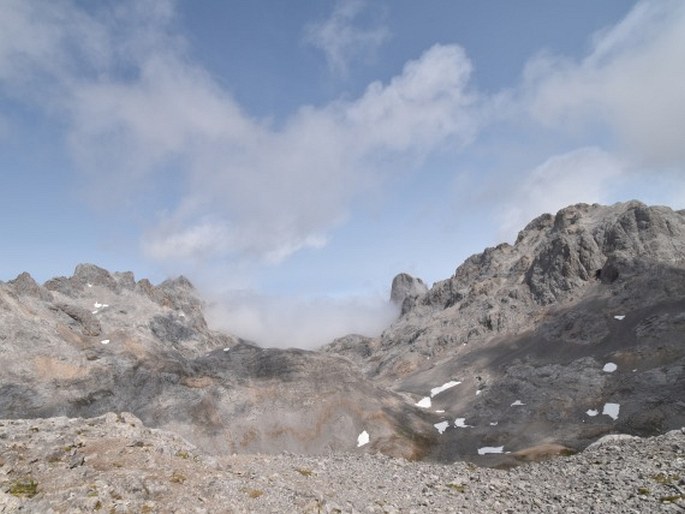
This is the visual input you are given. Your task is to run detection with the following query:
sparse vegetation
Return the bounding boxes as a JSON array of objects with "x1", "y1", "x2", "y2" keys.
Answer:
[
  {"x1": 651, "y1": 472, "x2": 681, "y2": 485},
  {"x1": 170, "y1": 471, "x2": 187, "y2": 484},
  {"x1": 637, "y1": 486, "x2": 650, "y2": 495},
  {"x1": 175, "y1": 450, "x2": 190, "y2": 459},
  {"x1": 8, "y1": 477, "x2": 38, "y2": 497},
  {"x1": 242, "y1": 487, "x2": 264, "y2": 498},
  {"x1": 295, "y1": 467, "x2": 315, "y2": 477},
  {"x1": 659, "y1": 494, "x2": 685, "y2": 504},
  {"x1": 446, "y1": 482, "x2": 467, "y2": 493}
]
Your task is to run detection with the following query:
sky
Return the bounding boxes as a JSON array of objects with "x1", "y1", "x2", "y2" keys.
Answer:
[{"x1": 1, "y1": 0, "x2": 684, "y2": 348}]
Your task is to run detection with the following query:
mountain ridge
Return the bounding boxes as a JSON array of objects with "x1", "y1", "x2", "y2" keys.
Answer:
[{"x1": 1, "y1": 200, "x2": 683, "y2": 469}]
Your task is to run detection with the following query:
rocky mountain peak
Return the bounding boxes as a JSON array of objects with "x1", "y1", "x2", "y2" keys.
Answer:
[{"x1": 390, "y1": 272, "x2": 429, "y2": 315}]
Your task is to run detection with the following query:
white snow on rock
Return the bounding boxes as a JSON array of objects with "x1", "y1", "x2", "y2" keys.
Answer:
[
  {"x1": 434, "y1": 421, "x2": 450, "y2": 434},
  {"x1": 603, "y1": 362, "x2": 618, "y2": 373},
  {"x1": 454, "y1": 418, "x2": 471, "y2": 428},
  {"x1": 87, "y1": 283, "x2": 93, "y2": 288},
  {"x1": 476, "y1": 389, "x2": 482, "y2": 396},
  {"x1": 478, "y1": 446, "x2": 504, "y2": 455},
  {"x1": 94, "y1": 302, "x2": 109, "y2": 309},
  {"x1": 357, "y1": 430, "x2": 369, "y2": 447},
  {"x1": 416, "y1": 397, "x2": 432, "y2": 408},
  {"x1": 100, "y1": 339, "x2": 110, "y2": 345},
  {"x1": 510, "y1": 400, "x2": 525, "y2": 406},
  {"x1": 586, "y1": 409, "x2": 599, "y2": 417},
  {"x1": 223, "y1": 347, "x2": 230, "y2": 352},
  {"x1": 489, "y1": 421, "x2": 498, "y2": 426},
  {"x1": 435, "y1": 410, "x2": 445, "y2": 414},
  {"x1": 430, "y1": 381, "x2": 462, "y2": 397},
  {"x1": 602, "y1": 403, "x2": 620, "y2": 420},
  {"x1": 614, "y1": 315, "x2": 625, "y2": 320}
]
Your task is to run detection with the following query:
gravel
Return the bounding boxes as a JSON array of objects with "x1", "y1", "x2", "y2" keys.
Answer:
[{"x1": 1, "y1": 413, "x2": 683, "y2": 513}]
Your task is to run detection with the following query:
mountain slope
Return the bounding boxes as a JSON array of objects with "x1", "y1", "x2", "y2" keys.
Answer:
[
  {"x1": 325, "y1": 201, "x2": 685, "y2": 463},
  {"x1": 1, "y1": 200, "x2": 683, "y2": 467},
  {"x1": 0, "y1": 264, "x2": 434, "y2": 460}
]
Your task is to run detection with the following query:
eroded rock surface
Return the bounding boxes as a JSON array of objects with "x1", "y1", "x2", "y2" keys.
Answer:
[
  {"x1": 0, "y1": 413, "x2": 683, "y2": 513},
  {"x1": 0, "y1": 265, "x2": 434, "y2": 461}
]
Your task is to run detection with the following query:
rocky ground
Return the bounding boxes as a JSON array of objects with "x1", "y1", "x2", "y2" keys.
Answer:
[{"x1": 1, "y1": 412, "x2": 684, "y2": 513}]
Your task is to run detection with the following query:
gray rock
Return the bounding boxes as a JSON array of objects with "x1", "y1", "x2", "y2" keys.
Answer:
[{"x1": 390, "y1": 273, "x2": 428, "y2": 314}]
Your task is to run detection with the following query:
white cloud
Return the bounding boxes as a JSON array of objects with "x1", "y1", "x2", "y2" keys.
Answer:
[
  {"x1": 205, "y1": 290, "x2": 398, "y2": 349},
  {"x1": 497, "y1": 147, "x2": 625, "y2": 240},
  {"x1": 523, "y1": 0, "x2": 685, "y2": 169},
  {"x1": 304, "y1": 0, "x2": 390, "y2": 76}
]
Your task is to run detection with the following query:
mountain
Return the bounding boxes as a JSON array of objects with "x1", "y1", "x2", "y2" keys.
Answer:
[
  {"x1": 0, "y1": 200, "x2": 683, "y2": 470},
  {"x1": 0, "y1": 265, "x2": 434, "y2": 460},
  {"x1": 325, "y1": 200, "x2": 685, "y2": 463}
]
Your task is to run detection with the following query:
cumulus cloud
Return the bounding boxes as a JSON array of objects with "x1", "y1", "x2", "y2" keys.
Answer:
[
  {"x1": 523, "y1": 0, "x2": 685, "y2": 169},
  {"x1": 0, "y1": 1, "x2": 478, "y2": 267},
  {"x1": 497, "y1": 147, "x2": 626, "y2": 240},
  {"x1": 304, "y1": 0, "x2": 390, "y2": 76}
]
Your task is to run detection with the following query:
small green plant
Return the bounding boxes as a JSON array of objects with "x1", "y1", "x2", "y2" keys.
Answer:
[
  {"x1": 170, "y1": 471, "x2": 187, "y2": 484},
  {"x1": 243, "y1": 488, "x2": 263, "y2": 498},
  {"x1": 9, "y1": 478, "x2": 38, "y2": 498},
  {"x1": 651, "y1": 473, "x2": 681, "y2": 485},
  {"x1": 637, "y1": 487, "x2": 650, "y2": 495},
  {"x1": 295, "y1": 467, "x2": 315, "y2": 477},
  {"x1": 659, "y1": 494, "x2": 685, "y2": 504},
  {"x1": 175, "y1": 450, "x2": 190, "y2": 459},
  {"x1": 446, "y1": 482, "x2": 467, "y2": 493}
]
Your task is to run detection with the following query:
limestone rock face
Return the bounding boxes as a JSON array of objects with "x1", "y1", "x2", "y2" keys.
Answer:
[
  {"x1": 324, "y1": 201, "x2": 685, "y2": 462},
  {"x1": 1, "y1": 200, "x2": 684, "y2": 469},
  {"x1": 390, "y1": 273, "x2": 429, "y2": 315},
  {"x1": 0, "y1": 265, "x2": 434, "y2": 461}
]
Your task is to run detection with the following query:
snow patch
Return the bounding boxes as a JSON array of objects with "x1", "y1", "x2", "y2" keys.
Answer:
[
  {"x1": 434, "y1": 421, "x2": 449, "y2": 434},
  {"x1": 223, "y1": 347, "x2": 230, "y2": 352},
  {"x1": 489, "y1": 421, "x2": 498, "y2": 426},
  {"x1": 602, "y1": 362, "x2": 617, "y2": 373},
  {"x1": 100, "y1": 339, "x2": 110, "y2": 345},
  {"x1": 430, "y1": 381, "x2": 462, "y2": 397},
  {"x1": 602, "y1": 403, "x2": 620, "y2": 420},
  {"x1": 435, "y1": 410, "x2": 445, "y2": 414},
  {"x1": 416, "y1": 397, "x2": 432, "y2": 408},
  {"x1": 357, "y1": 430, "x2": 369, "y2": 447},
  {"x1": 94, "y1": 302, "x2": 109, "y2": 309},
  {"x1": 478, "y1": 446, "x2": 504, "y2": 455},
  {"x1": 476, "y1": 389, "x2": 482, "y2": 396},
  {"x1": 614, "y1": 315, "x2": 625, "y2": 320},
  {"x1": 586, "y1": 409, "x2": 598, "y2": 417},
  {"x1": 87, "y1": 283, "x2": 93, "y2": 288},
  {"x1": 454, "y1": 418, "x2": 471, "y2": 428},
  {"x1": 510, "y1": 400, "x2": 525, "y2": 406}
]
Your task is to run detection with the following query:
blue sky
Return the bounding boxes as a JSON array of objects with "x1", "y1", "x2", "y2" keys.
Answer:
[{"x1": 1, "y1": 0, "x2": 684, "y2": 347}]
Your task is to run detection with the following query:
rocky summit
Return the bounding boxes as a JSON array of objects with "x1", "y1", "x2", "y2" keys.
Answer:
[{"x1": 1, "y1": 200, "x2": 685, "y2": 512}]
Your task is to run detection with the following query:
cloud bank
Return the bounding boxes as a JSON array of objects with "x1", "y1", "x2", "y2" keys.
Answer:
[{"x1": 206, "y1": 291, "x2": 398, "y2": 350}]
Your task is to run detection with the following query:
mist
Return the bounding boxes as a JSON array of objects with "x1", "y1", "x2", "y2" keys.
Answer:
[{"x1": 204, "y1": 289, "x2": 399, "y2": 349}]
